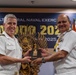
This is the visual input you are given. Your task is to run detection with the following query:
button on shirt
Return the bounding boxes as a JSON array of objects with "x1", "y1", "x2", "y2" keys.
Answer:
[
  {"x1": 0, "y1": 31, "x2": 22, "y2": 75},
  {"x1": 54, "y1": 30, "x2": 76, "y2": 75}
]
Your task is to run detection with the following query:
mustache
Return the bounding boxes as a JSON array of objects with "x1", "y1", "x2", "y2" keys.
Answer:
[{"x1": 58, "y1": 25, "x2": 66, "y2": 28}]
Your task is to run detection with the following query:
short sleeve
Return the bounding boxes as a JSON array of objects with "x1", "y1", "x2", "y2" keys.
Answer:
[
  {"x1": 60, "y1": 32, "x2": 76, "y2": 53},
  {"x1": 0, "y1": 36, "x2": 6, "y2": 55}
]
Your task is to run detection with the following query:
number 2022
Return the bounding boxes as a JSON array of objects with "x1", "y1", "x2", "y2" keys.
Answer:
[{"x1": 40, "y1": 25, "x2": 59, "y2": 35}]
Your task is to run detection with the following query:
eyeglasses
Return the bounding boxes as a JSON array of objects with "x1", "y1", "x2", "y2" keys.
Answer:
[
  {"x1": 58, "y1": 25, "x2": 67, "y2": 28},
  {"x1": 57, "y1": 21, "x2": 67, "y2": 24}
]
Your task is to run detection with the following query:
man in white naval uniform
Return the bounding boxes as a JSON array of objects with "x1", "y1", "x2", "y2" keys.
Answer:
[
  {"x1": 33, "y1": 14, "x2": 76, "y2": 75},
  {"x1": 0, "y1": 14, "x2": 31, "y2": 75}
]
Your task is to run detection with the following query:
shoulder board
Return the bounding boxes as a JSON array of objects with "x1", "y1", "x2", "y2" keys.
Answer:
[{"x1": 0, "y1": 34, "x2": 5, "y2": 36}]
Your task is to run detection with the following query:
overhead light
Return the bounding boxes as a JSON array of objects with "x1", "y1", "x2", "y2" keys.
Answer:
[
  {"x1": 72, "y1": 0, "x2": 76, "y2": 1},
  {"x1": 31, "y1": 0, "x2": 35, "y2": 4}
]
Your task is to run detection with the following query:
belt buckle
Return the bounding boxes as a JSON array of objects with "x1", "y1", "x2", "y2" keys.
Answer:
[{"x1": 14, "y1": 71, "x2": 19, "y2": 75}]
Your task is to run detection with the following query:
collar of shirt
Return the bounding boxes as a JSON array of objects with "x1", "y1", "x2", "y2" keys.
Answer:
[
  {"x1": 57, "y1": 28, "x2": 72, "y2": 38},
  {"x1": 2, "y1": 31, "x2": 15, "y2": 40}
]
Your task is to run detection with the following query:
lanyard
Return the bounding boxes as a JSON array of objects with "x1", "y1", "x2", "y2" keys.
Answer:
[{"x1": 54, "y1": 29, "x2": 72, "y2": 52}]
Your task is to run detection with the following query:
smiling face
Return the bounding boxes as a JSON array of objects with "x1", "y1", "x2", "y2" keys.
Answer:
[
  {"x1": 57, "y1": 14, "x2": 71, "y2": 33},
  {"x1": 3, "y1": 17, "x2": 17, "y2": 37}
]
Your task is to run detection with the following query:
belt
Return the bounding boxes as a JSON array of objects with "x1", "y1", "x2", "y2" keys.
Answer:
[
  {"x1": 14, "y1": 71, "x2": 19, "y2": 75},
  {"x1": 56, "y1": 68, "x2": 76, "y2": 74},
  {"x1": 0, "y1": 69, "x2": 19, "y2": 75}
]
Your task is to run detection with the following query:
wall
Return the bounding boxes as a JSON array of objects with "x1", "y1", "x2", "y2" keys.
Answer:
[{"x1": 0, "y1": 8, "x2": 76, "y2": 13}]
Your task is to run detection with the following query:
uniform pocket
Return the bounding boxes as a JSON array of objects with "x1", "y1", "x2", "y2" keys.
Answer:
[
  {"x1": 6, "y1": 45, "x2": 15, "y2": 50},
  {"x1": 5, "y1": 43, "x2": 16, "y2": 55}
]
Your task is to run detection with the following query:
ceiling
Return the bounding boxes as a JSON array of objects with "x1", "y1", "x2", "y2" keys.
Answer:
[{"x1": 0, "y1": 0, "x2": 76, "y2": 8}]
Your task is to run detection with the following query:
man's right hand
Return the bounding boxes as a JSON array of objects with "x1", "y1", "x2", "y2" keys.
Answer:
[
  {"x1": 21, "y1": 56, "x2": 31, "y2": 63},
  {"x1": 39, "y1": 48, "x2": 49, "y2": 57}
]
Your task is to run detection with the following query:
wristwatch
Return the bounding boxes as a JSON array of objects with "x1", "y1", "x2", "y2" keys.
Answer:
[{"x1": 42, "y1": 57, "x2": 46, "y2": 63}]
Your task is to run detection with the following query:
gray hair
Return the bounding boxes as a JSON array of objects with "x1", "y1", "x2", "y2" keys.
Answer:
[{"x1": 3, "y1": 14, "x2": 17, "y2": 23}]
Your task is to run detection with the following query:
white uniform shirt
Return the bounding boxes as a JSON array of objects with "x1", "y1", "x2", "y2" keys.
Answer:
[
  {"x1": 54, "y1": 30, "x2": 76, "y2": 75},
  {"x1": 0, "y1": 31, "x2": 22, "y2": 75}
]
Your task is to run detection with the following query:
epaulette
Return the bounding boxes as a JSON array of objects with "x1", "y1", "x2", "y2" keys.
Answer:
[{"x1": 0, "y1": 34, "x2": 5, "y2": 36}]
